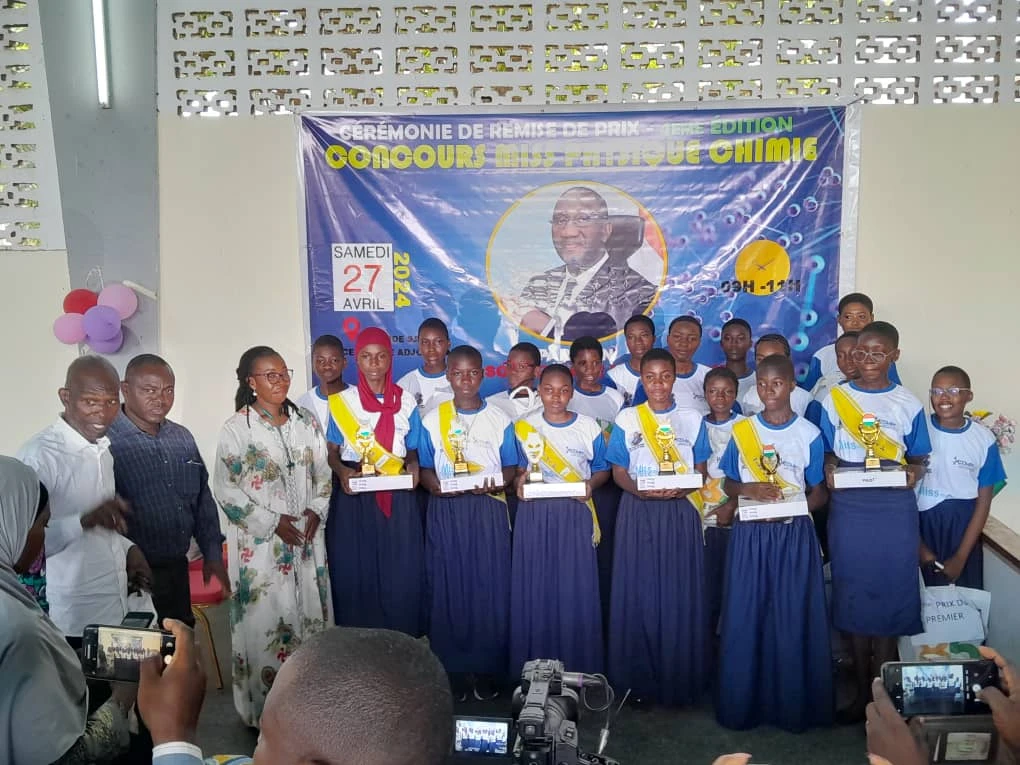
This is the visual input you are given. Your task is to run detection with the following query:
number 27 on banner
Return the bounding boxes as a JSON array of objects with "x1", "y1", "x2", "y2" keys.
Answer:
[{"x1": 331, "y1": 243, "x2": 412, "y2": 311}]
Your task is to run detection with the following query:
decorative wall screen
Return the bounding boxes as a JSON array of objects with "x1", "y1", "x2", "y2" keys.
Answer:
[
  {"x1": 0, "y1": 0, "x2": 65, "y2": 250},
  {"x1": 157, "y1": 0, "x2": 1020, "y2": 116}
]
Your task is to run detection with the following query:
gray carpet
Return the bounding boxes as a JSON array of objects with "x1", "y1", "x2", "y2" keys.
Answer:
[{"x1": 194, "y1": 602, "x2": 869, "y2": 765}]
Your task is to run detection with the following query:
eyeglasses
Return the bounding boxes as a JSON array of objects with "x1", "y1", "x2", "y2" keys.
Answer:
[
  {"x1": 549, "y1": 214, "x2": 609, "y2": 228},
  {"x1": 252, "y1": 370, "x2": 293, "y2": 384},
  {"x1": 930, "y1": 387, "x2": 972, "y2": 397},
  {"x1": 849, "y1": 349, "x2": 891, "y2": 363}
]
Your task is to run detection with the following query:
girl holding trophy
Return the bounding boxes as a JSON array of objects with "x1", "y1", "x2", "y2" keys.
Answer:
[
  {"x1": 509, "y1": 364, "x2": 610, "y2": 677},
  {"x1": 605, "y1": 348, "x2": 711, "y2": 706},
  {"x1": 418, "y1": 345, "x2": 520, "y2": 701},
  {"x1": 324, "y1": 327, "x2": 425, "y2": 637}
]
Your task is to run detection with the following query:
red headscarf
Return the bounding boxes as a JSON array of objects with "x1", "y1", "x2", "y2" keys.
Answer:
[{"x1": 355, "y1": 327, "x2": 403, "y2": 516}]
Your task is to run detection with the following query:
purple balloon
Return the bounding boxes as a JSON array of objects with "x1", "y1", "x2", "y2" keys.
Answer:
[
  {"x1": 82, "y1": 304, "x2": 121, "y2": 341},
  {"x1": 53, "y1": 312, "x2": 87, "y2": 344},
  {"x1": 86, "y1": 328, "x2": 124, "y2": 354}
]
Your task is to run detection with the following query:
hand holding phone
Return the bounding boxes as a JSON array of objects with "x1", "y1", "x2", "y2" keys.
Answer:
[
  {"x1": 81, "y1": 624, "x2": 176, "y2": 683},
  {"x1": 881, "y1": 660, "x2": 1002, "y2": 717},
  {"x1": 137, "y1": 618, "x2": 207, "y2": 746}
]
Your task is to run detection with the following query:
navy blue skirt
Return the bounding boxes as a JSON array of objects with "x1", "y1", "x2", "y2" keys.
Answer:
[
  {"x1": 920, "y1": 498, "x2": 984, "y2": 589},
  {"x1": 326, "y1": 489, "x2": 425, "y2": 636},
  {"x1": 608, "y1": 493, "x2": 709, "y2": 706},
  {"x1": 828, "y1": 485, "x2": 923, "y2": 636},
  {"x1": 509, "y1": 498, "x2": 604, "y2": 677},
  {"x1": 593, "y1": 480, "x2": 622, "y2": 633},
  {"x1": 427, "y1": 494, "x2": 512, "y2": 675},
  {"x1": 716, "y1": 516, "x2": 833, "y2": 731},
  {"x1": 704, "y1": 525, "x2": 731, "y2": 635}
]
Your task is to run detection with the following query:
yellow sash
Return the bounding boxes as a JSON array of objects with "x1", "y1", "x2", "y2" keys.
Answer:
[
  {"x1": 515, "y1": 420, "x2": 601, "y2": 545},
  {"x1": 437, "y1": 401, "x2": 506, "y2": 505},
  {"x1": 635, "y1": 403, "x2": 692, "y2": 473},
  {"x1": 327, "y1": 393, "x2": 404, "y2": 475},
  {"x1": 731, "y1": 418, "x2": 798, "y2": 493},
  {"x1": 829, "y1": 386, "x2": 906, "y2": 464}
]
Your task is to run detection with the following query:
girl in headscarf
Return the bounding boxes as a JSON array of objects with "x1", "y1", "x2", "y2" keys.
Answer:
[
  {"x1": 0, "y1": 455, "x2": 132, "y2": 763},
  {"x1": 212, "y1": 346, "x2": 333, "y2": 728},
  {"x1": 324, "y1": 327, "x2": 425, "y2": 637}
]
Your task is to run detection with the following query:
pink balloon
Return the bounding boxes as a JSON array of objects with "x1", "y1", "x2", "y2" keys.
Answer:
[
  {"x1": 98, "y1": 283, "x2": 139, "y2": 320},
  {"x1": 53, "y1": 313, "x2": 87, "y2": 344},
  {"x1": 86, "y1": 328, "x2": 124, "y2": 354}
]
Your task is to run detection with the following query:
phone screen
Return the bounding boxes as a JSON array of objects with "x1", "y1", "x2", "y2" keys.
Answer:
[
  {"x1": 84, "y1": 626, "x2": 173, "y2": 682},
  {"x1": 883, "y1": 661, "x2": 1000, "y2": 716}
]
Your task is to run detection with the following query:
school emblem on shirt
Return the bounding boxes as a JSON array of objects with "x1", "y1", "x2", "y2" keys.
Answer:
[
  {"x1": 622, "y1": 391, "x2": 633, "y2": 406},
  {"x1": 414, "y1": 391, "x2": 423, "y2": 407},
  {"x1": 630, "y1": 431, "x2": 644, "y2": 448}
]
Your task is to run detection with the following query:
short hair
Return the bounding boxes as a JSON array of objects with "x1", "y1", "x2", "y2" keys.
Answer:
[
  {"x1": 275, "y1": 627, "x2": 453, "y2": 765},
  {"x1": 838, "y1": 292, "x2": 874, "y2": 314},
  {"x1": 558, "y1": 186, "x2": 608, "y2": 214},
  {"x1": 125, "y1": 353, "x2": 172, "y2": 379},
  {"x1": 668, "y1": 315, "x2": 703, "y2": 337},
  {"x1": 640, "y1": 348, "x2": 676, "y2": 373},
  {"x1": 509, "y1": 342, "x2": 541, "y2": 367},
  {"x1": 755, "y1": 333, "x2": 791, "y2": 357},
  {"x1": 834, "y1": 331, "x2": 860, "y2": 349},
  {"x1": 540, "y1": 363, "x2": 573, "y2": 384},
  {"x1": 64, "y1": 355, "x2": 119, "y2": 388},
  {"x1": 721, "y1": 317, "x2": 752, "y2": 336},
  {"x1": 756, "y1": 354, "x2": 795, "y2": 380},
  {"x1": 704, "y1": 366, "x2": 739, "y2": 391},
  {"x1": 312, "y1": 334, "x2": 345, "y2": 353},
  {"x1": 933, "y1": 365, "x2": 971, "y2": 388},
  {"x1": 447, "y1": 345, "x2": 482, "y2": 366},
  {"x1": 859, "y1": 320, "x2": 899, "y2": 348},
  {"x1": 418, "y1": 317, "x2": 450, "y2": 340},
  {"x1": 624, "y1": 314, "x2": 655, "y2": 335},
  {"x1": 569, "y1": 335, "x2": 603, "y2": 362}
]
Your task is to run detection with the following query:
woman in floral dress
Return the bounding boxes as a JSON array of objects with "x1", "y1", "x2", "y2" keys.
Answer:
[{"x1": 213, "y1": 346, "x2": 333, "y2": 727}]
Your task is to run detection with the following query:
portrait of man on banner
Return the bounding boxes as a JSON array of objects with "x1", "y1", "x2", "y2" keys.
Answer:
[{"x1": 492, "y1": 184, "x2": 665, "y2": 342}]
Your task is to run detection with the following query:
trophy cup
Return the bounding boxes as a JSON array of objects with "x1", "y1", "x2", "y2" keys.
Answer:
[
  {"x1": 355, "y1": 424, "x2": 376, "y2": 476},
  {"x1": 655, "y1": 424, "x2": 677, "y2": 475},
  {"x1": 524, "y1": 432, "x2": 545, "y2": 484},
  {"x1": 859, "y1": 414, "x2": 882, "y2": 471},
  {"x1": 448, "y1": 419, "x2": 470, "y2": 476},
  {"x1": 759, "y1": 444, "x2": 780, "y2": 485}
]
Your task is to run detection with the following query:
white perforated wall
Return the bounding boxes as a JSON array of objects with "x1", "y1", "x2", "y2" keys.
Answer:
[
  {"x1": 0, "y1": 0, "x2": 65, "y2": 249},
  {"x1": 157, "y1": 0, "x2": 1020, "y2": 116}
]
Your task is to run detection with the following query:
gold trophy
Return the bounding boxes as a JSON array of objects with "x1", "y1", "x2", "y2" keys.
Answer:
[
  {"x1": 759, "y1": 444, "x2": 780, "y2": 485},
  {"x1": 448, "y1": 418, "x2": 470, "y2": 476},
  {"x1": 859, "y1": 413, "x2": 882, "y2": 471},
  {"x1": 355, "y1": 424, "x2": 376, "y2": 476},
  {"x1": 524, "y1": 432, "x2": 545, "y2": 483},
  {"x1": 655, "y1": 423, "x2": 677, "y2": 475}
]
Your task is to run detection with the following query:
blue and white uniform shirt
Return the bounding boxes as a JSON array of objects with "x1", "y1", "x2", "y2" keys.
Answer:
[
  {"x1": 567, "y1": 385, "x2": 624, "y2": 434},
  {"x1": 673, "y1": 363, "x2": 711, "y2": 415},
  {"x1": 606, "y1": 404, "x2": 710, "y2": 480},
  {"x1": 819, "y1": 382, "x2": 931, "y2": 463},
  {"x1": 916, "y1": 415, "x2": 1006, "y2": 512},
  {"x1": 702, "y1": 413, "x2": 745, "y2": 527},
  {"x1": 719, "y1": 414, "x2": 826, "y2": 493},
  {"x1": 741, "y1": 373, "x2": 814, "y2": 418},
  {"x1": 396, "y1": 367, "x2": 454, "y2": 417},
  {"x1": 325, "y1": 387, "x2": 422, "y2": 460},
  {"x1": 485, "y1": 389, "x2": 544, "y2": 422},
  {"x1": 802, "y1": 342, "x2": 901, "y2": 391},
  {"x1": 516, "y1": 412, "x2": 608, "y2": 481},
  {"x1": 607, "y1": 361, "x2": 642, "y2": 407},
  {"x1": 418, "y1": 402, "x2": 518, "y2": 479}
]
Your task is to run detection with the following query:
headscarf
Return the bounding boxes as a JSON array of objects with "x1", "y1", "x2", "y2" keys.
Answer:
[
  {"x1": 356, "y1": 327, "x2": 404, "y2": 517},
  {"x1": 0, "y1": 456, "x2": 88, "y2": 763}
]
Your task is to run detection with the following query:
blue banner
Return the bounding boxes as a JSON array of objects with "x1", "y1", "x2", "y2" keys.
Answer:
[{"x1": 301, "y1": 106, "x2": 851, "y2": 392}]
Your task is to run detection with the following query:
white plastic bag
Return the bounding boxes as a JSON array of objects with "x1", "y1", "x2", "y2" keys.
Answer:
[{"x1": 898, "y1": 581, "x2": 991, "y2": 662}]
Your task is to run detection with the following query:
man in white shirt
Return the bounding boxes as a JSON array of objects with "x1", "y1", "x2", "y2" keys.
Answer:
[{"x1": 17, "y1": 355, "x2": 150, "y2": 641}]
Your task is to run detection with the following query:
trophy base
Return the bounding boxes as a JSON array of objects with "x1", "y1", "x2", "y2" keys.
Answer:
[
  {"x1": 522, "y1": 481, "x2": 587, "y2": 500},
  {"x1": 440, "y1": 471, "x2": 503, "y2": 494},
  {"x1": 637, "y1": 473, "x2": 703, "y2": 491},
  {"x1": 658, "y1": 461, "x2": 675, "y2": 474},
  {"x1": 349, "y1": 473, "x2": 414, "y2": 493},
  {"x1": 864, "y1": 457, "x2": 882, "y2": 471},
  {"x1": 527, "y1": 469, "x2": 544, "y2": 483},
  {"x1": 738, "y1": 493, "x2": 809, "y2": 522},
  {"x1": 453, "y1": 462, "x2": 470, "y2": 476},
  {"x1": 360, "y1": 464, "x2": 377, "y2": 477},
  {"x1": 832, "y1": 466, "x2": 907, "y2": 489}
]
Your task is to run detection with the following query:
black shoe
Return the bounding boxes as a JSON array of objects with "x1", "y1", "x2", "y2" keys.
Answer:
[{"x1": 473, "y1": 674, "x2": 500, "y2": 701}]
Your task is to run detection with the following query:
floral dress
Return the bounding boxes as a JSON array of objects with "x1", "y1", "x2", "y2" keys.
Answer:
[{"x1": 212, "y1": 406, "x2": 333, "y2": 727}]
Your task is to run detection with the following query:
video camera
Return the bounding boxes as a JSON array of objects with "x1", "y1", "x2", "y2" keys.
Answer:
[{"x1": 510, "y1": 659, "x2": 619, "y2": 765}]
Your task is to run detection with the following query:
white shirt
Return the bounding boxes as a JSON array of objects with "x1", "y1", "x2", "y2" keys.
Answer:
[
  {"x1": 606, "y1": 362, "x2": 641, "y2": 406},
  {"x1": 917, "y1": 416, "x2": 1007, "y2": 512},
  {"x1": 17, "y1": 417, "x2": 134, "y2": 636},
  {"x1": 567, "y1": 385, "x2": 624, "y2": 433},
  {"x1": 672, "y1": 364, "x2": 712, "y2": 414},
  {"x1": 485, "y1": 389, "x2": 544, "y2": 422},
  {"x1": 296, "y1": 386, "x2": 330, "y2": 432},
  {"x1": 740, "y1": 374, "x2": 813, "y2": 417},
  {"x1": 396, "y1": 367, "x2": 454, "y2": 416}
]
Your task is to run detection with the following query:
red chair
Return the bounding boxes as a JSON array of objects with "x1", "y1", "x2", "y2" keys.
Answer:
[{"x1": 188, "y1": 558, "x2": 225, "y2": 689}]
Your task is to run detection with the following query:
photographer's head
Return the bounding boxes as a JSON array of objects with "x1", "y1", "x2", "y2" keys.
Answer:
[{"x1": 253, "y1": 627, "x2": 453, "y2": 765}]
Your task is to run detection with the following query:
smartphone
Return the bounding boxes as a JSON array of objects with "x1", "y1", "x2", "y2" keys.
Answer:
[
  {"x1": 120, "y1": 611, "x2": 155, "y2": 628},
  {"x1": 452, "y1": 716, "x2": 513, "y2": 759},
  {"x1": 81, "y1": 624, "x2": 176, "y2": 683},
  {"x1": 882, "y1": 660, "x2": 1001, "y2": 716}
]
